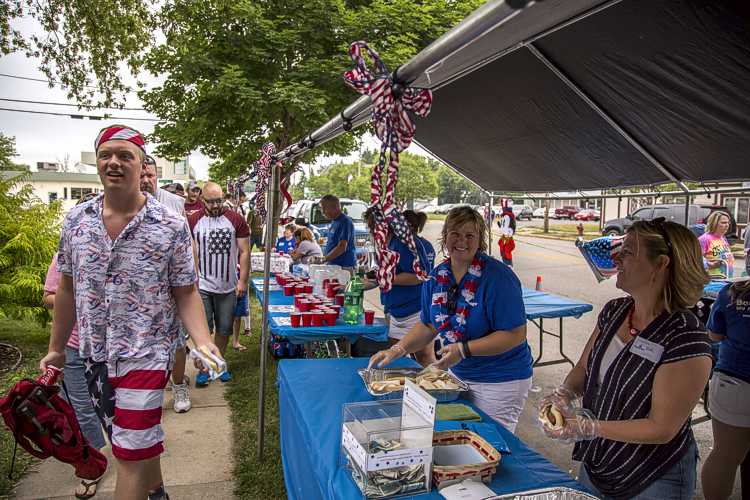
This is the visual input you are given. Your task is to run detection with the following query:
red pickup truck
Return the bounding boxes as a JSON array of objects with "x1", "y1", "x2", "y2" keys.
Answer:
[{"x1": 553, "y1": 206, "x2": 580, "y2": 219}]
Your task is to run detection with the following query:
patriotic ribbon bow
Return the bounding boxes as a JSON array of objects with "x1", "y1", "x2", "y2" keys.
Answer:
[
  {"x1": 253, "y1": 142, "x2": 276, "y2": 224},
  {"x1": 344, "y1": 41, "x2": 433, "y2": 292}
]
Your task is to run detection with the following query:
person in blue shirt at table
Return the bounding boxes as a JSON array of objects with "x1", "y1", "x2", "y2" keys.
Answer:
[
  {"x1": 404, "y1": 209, "x2": 435, "y2": 269},
  {"x1": 275, "y1": 223, "x2": 297, "y2": 254},
  {"x1": 362, "y1": 209, "x2": 433, "y2": 348},
  {"x1": 320, "y1": 194, "x2": 357, "y2": 271},
  {"x1": 702, "y1": 278, "x2": 750, "y2": 500},
  {"x1": 369, "y1": 206, "x2": 532, "y2": 433}
]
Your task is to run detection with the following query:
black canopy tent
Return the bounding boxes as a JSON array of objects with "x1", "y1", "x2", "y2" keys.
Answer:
[
  {"x1": 414, "y1": 0, "x2": 750, "y2": 192},
  {"x1": 255, "y1": 0, "x2": 750, "y2": 458}
]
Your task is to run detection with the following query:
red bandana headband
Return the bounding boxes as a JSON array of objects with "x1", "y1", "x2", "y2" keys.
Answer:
[{"x1": 94, "y1": 125, "x2": 147, "y2": 153}]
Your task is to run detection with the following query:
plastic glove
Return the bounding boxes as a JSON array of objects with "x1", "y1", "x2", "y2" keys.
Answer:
[
  {"x1": 541, "y1": 406, "x2": 599, "y2": 442},
  {"x1": 539, "y1": 385, "x2": 580, "y2": 413}
]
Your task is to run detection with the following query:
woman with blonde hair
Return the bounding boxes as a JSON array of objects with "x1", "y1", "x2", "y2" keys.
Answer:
[
  {"x1": 290, "y1": 226, "x2": 323, "y2": 263},
  {"x1": 702, "y1": 278, "x2": 750, "y2": 500},
  {"x1": 369, "y1": 206, "x2": 532, "y2": 432},
  {"x1": 700, "y1": 211, "x2": 735, "y2": 279},
  {"x1": 541, "y1": 218, "x2": 712, "y2": 499}
]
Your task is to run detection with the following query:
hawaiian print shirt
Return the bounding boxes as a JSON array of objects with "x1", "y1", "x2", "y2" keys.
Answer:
[{"x1": 57, "y1": 193, "x2": 196, "y2": 366}]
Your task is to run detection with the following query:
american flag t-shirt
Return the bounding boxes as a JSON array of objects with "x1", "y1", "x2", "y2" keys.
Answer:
[{"x1": 189, "y1": 209, "x2": 250, "y2": 294}]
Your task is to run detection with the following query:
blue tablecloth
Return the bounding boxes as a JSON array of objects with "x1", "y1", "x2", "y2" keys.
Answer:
[
  {"x1": 251, "y1": 278, "x2": 388, "y2": 344},
  {"x1": 278, "y1": 357, "x2": 587, "y2": 500},
  {"x1": 702, "y1": 280, "x2": 730, "y2": 300},
  {"x1": 522, "y1": 288, "x2": 593, "y2": 320}
]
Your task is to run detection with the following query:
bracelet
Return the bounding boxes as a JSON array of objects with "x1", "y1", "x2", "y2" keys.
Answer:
[
  {"x1": 462, "y1": 340, "x2": 472, "y2": 358},
  {"x1": 457, "y1": 342, "x2": 466, "y2": 360},
  {"x1": 390, "y1": 344, "x2": 407, "y2": 357}
]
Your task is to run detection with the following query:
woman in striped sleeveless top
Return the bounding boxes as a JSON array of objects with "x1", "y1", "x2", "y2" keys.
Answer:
[{"x1": 541, "y1": 219, "x2": 712, "y2": 499}]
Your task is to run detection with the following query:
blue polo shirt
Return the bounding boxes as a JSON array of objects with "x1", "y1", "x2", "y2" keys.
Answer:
[
  {"x1": 708, "y1": 284, "x2": 750, "y2": 382},
  {"x1": 417, "y1": 237, "x2": 436, "y2": 269},
  {"x1": 325, "y1": 213, "x2": 356, "y2": 267},
  {"x1": 381, "y1": 238, "x2": 432, "y2": 318},
  {"x1": 275, "y1": 236, "x2": 296, "y2": 254},
  {"x1": 420, "y1": 255, "x2": 532, "y2": 383}
]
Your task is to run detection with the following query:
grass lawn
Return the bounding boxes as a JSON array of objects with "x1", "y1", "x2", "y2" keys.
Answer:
[
  {"x1": 224, "y1": 294, "x2": 286, "y2": 499},
  {"x1": 427, "y1": 213, "x2": 446, "y2": 221},
  {"x1": 0, "y1": 317, "x2": 50, "y2": 496}
]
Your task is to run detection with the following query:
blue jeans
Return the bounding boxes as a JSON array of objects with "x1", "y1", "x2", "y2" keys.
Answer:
[
  {"x1": 63, "y1": 346, "x2": 106, "y2": 450},
  {"x1": 200, "y1": 290, "x2": 236, "y2": 336},
  {"x1": 578, "y1": 441, "x2": 698, "y2": 500}
]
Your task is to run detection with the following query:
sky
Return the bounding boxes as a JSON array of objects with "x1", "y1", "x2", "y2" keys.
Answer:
[{"x1": 0, "y1": 17, "x2": 433, "y2": 180}]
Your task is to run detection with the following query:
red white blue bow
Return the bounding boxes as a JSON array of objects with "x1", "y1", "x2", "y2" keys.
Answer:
[
  {"x1": 344, "y1": 41, "x2": 432, "y2": 292},
  {"x1": 253, "y1": 142, "x2": 276, "y2": 224}
]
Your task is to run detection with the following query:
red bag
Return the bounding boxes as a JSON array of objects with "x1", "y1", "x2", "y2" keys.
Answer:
[{"x1": 0, "y1": 366, "x2": 107, "y2": 480}]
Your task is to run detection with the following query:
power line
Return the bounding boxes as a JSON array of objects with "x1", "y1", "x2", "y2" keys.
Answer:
[
  {"x1": 0, "y1": 97, "x2": 147, "y2": 111},
  {"x1": 0, "y1": 107, "x2": 159, "y2": 122},
  {"x1": 0, "y1": 72, "x2": 103, "y2": 90}
]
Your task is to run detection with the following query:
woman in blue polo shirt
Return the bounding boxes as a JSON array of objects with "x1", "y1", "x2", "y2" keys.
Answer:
[
  {"x1": 363, "y1": 209, "x2": 433, "y2": 345},
  {"x1": 369, "y1": 206, "x2": 532, "y2": 432},
  {"x1": 404, "y1": 210, "x2": 435, "y2": 269},
  {"x1": 702, "y1": 279, "x2": 750, "y2": 500}
]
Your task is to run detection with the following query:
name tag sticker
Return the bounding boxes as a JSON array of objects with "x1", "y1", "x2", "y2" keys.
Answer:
[{"x1": 630, "y1": 337, "x2": 664, "y2": 363}]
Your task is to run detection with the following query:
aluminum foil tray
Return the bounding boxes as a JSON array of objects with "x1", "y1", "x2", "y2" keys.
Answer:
[
  {"x1": 357, "y1": 367, "x2": 468, "y2": 403},
  {"x1": 490, "y1": 486, "x2": 599, "y2": 500}
]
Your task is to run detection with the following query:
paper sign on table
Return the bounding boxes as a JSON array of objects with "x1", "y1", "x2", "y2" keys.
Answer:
[{"x1": 268, "y1": 305, "x2": 295, "y2": 313}]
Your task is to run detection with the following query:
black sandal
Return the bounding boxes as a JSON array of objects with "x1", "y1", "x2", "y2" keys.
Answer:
[{"x1": 75, "y1": 475, "x2": 103, "y2": 499}]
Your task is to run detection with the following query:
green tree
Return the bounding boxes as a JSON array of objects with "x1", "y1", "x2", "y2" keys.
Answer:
[
  {"x1": 0, "y1": 133, "x2": 28, "y2": 171},
  {"x1": 1, "y1": 0, "x2": 155, "y2": 107},
  {"x1": 139, "y1": 0, "x2": 484, "y2": 180},
  {"x1": 0, "y1": 172, "x2": 61, "y2": 323},
  {"x1": 437, "y1": 165, "x2": 483, "y2": 204}
]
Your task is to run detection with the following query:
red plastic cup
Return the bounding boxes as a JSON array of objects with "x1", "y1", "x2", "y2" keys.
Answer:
[
  {"x1": 364, "y1": 310, "x2": 375, "y2": 325},
  {"x1": 300, "y1": 300, "x2": 311, "y2": 312},
  {"x1": 335, "y1": 294, "x2": 345, "y2": 306},
  {"x1": 331, "y1": 305, "x2": 341, "y2": 317},
  {"x1": 290, "y1": 312, "x2": 301, "y2": 328},
  {"x1": 283, "y1": 285, "x2": 294, "y2": 296},
  {"x1": 304, "y1": 284, "x2": 313, "y2": 294},
  {"x1": 311, "y1": 312, "x2": 324, "y2": 327},
  {"x1": 295, "y1": 284, "x2": 306, "y2": 295},
  {"x1": 324, "y1": 311, "x2": 337, "y2": 326},
  {"x1": 326, "y1": 286, "x2": 336, "y2": 298},
  {"x1": 301, "y1": 312, "x2": 313, "y2": 327}
]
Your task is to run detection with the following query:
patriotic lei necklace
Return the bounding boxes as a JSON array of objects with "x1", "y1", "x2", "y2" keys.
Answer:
[{"x1": 430, "y1": 253, "x2": 486, "y2": 346}]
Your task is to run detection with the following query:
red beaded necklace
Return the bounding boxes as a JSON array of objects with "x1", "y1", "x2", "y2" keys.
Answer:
[{"x1": 627, "y1": 304, "x2": 641, "y2": 337}]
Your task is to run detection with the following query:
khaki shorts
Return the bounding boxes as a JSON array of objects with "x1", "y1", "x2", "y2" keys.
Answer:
[{"x1": 709, "y1": 372, "x2": 750, "y2": 427}]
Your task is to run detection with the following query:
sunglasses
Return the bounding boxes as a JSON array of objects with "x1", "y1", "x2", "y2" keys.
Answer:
[
  {"x1": 447, "y1": 284, "x2": 459, "y2": 315},
  {"x1": 647, "y1": 217, "x2": 673, "y2": 257}
]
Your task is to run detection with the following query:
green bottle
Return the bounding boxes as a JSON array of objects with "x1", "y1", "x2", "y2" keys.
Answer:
[{"x1": 343, "y1": 272, "x2": 365, "y2": 325}]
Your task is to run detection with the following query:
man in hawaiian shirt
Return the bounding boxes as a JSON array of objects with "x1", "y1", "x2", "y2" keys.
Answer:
[{"x1": 40, "y1": 124, "x2": 222, "y2": 500}]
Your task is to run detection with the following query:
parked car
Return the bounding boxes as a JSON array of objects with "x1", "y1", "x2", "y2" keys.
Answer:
[
  {"x1": 512, "y1": 204, "x2": 533, "y2": 220},
  {"x1": 532, "y1": 207, "x2": 548, "y2": 218},
  {"x1": 434, "y1": 203, "x2": 460, "y2": 214},
  {"x1": 290, "y1": 198, "x2": 374, "y2": 267},
  {"x1": 602, "y1": 204, "x2": 738, "y2": 240},
  {"x1": 421, "y1": 204, "x2": 440, "y2": 214},
  {"x1": 553, "y1": 206, "x2": 580, "y2": 219},
  {"x1": 574, "y1": 208, "x2": 601, "y2": 221}
]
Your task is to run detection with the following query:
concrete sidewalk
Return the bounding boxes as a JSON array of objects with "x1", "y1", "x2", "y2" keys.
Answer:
[{"x1": 11, "y1": 362, "x2": 234, "y2": 500}]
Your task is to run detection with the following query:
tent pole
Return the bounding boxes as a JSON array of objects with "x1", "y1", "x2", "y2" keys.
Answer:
[
  {"x1": 273, "y1": 0, "x2": 529, "y2": 164},
  {"x1": 488, "y1": 191, "x2": 494, "y2": 256},
  {"x1": 257, "y1": 162, "x2": 280, "y2": 460},
  {"x1": 525, "y1": 43, "x2": 690, "y2": 195}
]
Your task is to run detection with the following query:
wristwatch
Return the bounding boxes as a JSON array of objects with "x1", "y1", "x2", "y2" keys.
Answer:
[{"x1": 461, "y1": 340, "x2": 472, "y2": 358}]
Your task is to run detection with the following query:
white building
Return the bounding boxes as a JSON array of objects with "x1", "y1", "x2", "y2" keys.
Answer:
[{"x1": 2, "y1": 170, "x2": 103, "y2": 212}]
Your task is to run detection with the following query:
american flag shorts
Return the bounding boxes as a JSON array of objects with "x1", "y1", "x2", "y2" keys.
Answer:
[{"x1": 84, "y1": 357, "x2": 170, "y2": 461}]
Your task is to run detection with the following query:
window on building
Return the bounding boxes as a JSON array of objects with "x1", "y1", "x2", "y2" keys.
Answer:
[
  {"x1": 174, "y1": 160, "x2": 188, "y2": 175},
  {"x1": 739, "y1": 198, "x2": 749, "y2": 225},
  {"x1": 63, "y1": 187, "x2": 68, "y2": 199},
  {"x1": 70, "y1": 187, "x2": 94, "y2": 200},
  {"x1": 48, "y1": 192, "x2": 58, "y2": 203}
]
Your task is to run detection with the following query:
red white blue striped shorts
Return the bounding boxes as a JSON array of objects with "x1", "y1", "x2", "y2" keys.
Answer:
[{"x1": 84, "y1": 357, "x2": 170, "y2": 461}]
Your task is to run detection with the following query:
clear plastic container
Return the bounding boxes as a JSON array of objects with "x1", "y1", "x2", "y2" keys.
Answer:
[{"x1": 341, "y1": 399, "x2": 434, "y2": 499}]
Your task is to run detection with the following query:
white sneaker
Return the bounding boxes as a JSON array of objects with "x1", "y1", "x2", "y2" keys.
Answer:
[{"x1": 172, "y1": 382, "x2": 192, "y2": 413}]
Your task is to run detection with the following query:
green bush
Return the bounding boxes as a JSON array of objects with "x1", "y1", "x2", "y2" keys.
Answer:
[{"x1": 0, "y1": 173, "x2": 62, "y2": 324}]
